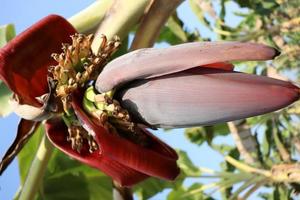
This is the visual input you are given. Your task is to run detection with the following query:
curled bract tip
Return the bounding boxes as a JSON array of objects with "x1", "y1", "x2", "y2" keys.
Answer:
[{"x1": 10, "y1": 98, "x2": 53, "y2": 121}]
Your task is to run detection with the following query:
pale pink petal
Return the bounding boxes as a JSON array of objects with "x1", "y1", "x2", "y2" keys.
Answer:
[
  {"x1": 117, "y1": 67, "x2": 298, "y2": 128},
  {"x1": 96, "y1": 42, "x2": 278, "y2": 92}
]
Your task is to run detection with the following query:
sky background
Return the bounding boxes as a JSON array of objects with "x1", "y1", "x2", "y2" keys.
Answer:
[{"x1": 0, "y1": 1, "x2": 251, "y2": 200}]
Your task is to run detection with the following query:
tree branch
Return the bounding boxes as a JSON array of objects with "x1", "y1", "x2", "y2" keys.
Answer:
[
  {"x1": 272, "y1": 119, "x2": 291, "y2": 162},
  {"x1": 130, "y1": 0, "x2": 183, "y2": 50},
  {"x1": 91, "y1": 0, "x2": 149, "y2": 53},
  {"x1": 68, "y1": 0, "x2": 113, "y2": 34},
  {"x1": 225, "y1": 156, "x2": 270, "y2": 177},
  {"x1": 292, "y1": 137, "x2": 300, "y2": 155},
  {"x1": 227, "y1": 121, "x2": 258, "y2": 165}
]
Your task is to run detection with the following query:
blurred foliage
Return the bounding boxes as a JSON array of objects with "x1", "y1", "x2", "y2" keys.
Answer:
[
  {"x1": 185, "y1": 123, "x2": 229, "y2": 145},
  {"x1": 0, "y1": 0, "x2": 298, "y2": 199},
  {"x1": 157, "y1": 0, "x2": 300, "y2": 199},
  {"x1": 0, "y1": 24, "x2": 15, "y2": 47},
  {"x1": 0, "y1": 24, "x2": 14, "y2": 117}
]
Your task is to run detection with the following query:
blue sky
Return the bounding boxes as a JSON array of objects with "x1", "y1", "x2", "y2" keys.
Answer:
[{"x1": 0, "y1": 1, "x2": 249, "y2": 200}]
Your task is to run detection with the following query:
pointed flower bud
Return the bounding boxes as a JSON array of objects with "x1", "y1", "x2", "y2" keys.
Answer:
[
  {"x1": 117, "y1": 67, "x2": 299, "y2": 128},
  {"x1": 95, "y1": 42, "x2": 298, "y2": 128}
]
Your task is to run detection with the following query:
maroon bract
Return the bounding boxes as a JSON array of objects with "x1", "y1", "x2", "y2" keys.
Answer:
[
  {"x1": 45, "y1": 118, "x2": 149, "y2": 186},
  {"x1": 0, "y1": 15, "x2": 76, "y2": 106},
  {"x1": 69, "y1": 91, "x2": 178, "y2": 182}
]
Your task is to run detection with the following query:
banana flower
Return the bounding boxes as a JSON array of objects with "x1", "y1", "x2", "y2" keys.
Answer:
[{"x1": 0, "y1": 15, "x2": 298, "y2": 187}]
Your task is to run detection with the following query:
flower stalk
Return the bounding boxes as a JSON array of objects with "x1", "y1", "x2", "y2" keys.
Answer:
[
  {"x1": 68, "y1": 0, "x2": 113, "y2": 34},
  {"x1": 272, "y1": 119, "x2": 291, "y2": 162},
  {"x1": 112, "y1": 181, "x2": 133, "y2": 200},
  {"x1": 19, "y1": 135, "x2": 54, "y2": 200},
  {"x1": 130, "y1": 0, "x2": 183, "y2": 50},
  {"x1": 227, "y1": 121, "x2": 259, "y2": 165},
  {"x1": 91, "y1": 0, "x2": 149, "y2": 53},
  {"x1": 224, "y1": 156, "x2": 271, "y2": 177},
  {"x1": 225, "y1": 155, "x2": 300, "y2": 183}
]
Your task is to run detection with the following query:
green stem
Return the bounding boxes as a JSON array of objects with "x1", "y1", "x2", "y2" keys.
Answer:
[
  {"x1": 225, "y1": 156, "x2": 271, "y2": 177},
  {"x1": 19, "y1": 135, "x2": 54, "y2": 200},
  {"x1": 241, "y1": 179, "x2": 267, "y2": 200},
  {"x1": 183, "y1": 182, "x2": 219, "y2": 197},
  {"x1": 91, "y1": 0, "x2": 149, "y2": 54},
  {"x1": 272, "y1": 120, "x2": 291, "y2": 162},
  {"x1": 68, "y1": 0, "x2": 113, "y2": 34}
]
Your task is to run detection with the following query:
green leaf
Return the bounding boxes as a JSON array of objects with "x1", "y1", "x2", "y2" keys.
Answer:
[
  {"x1": 157, "y1": 12, "x2": 189, "y2": 45},
  {"x1": 40, "y1": 146, "x2": 112, "y2": 199},
  {"x1": 229, "y1": 176, "x2": 261, "y2": 200},
  {"x1": 233, "y1": 0, "x2": 252, "y2": 8},
  {"x1": 42, "y1": 147, "x2": 112, "y2": 200},
  {"x1": 168, "y1": 186, "x2": 189, "y2": 200},
  {"x1": 177, "y1": 150, "x2": 201, "y2": 177},
  {"x1": 166, "y1": 13, "x2": 187, "y2": 42},
  {"x1": 134, "y1": 178, "x2": 174, "y2": 200},
  {"x1": 0, "y1": 24, "x2": 15, "y2": 47},
  {"x1": 39, "y1": 173, "x2": 90, "y2": 200},
  {"x1": 158, "y1": 26, "x2": 184, "y2": 45},
  {"x1": 168, "y1": 183, "x2": 214, "y2": 200},
  {"x1": 39, "y1": 165, "x2": 112, "y2": 200},
  {"x1": 273, "y1": 185, "x2": 291, "y2": 200},
  {"x1": 18, "y1": 125, "x2": 44, "y2": 184},
  {"x1": 213, "y1": 123, "x2": 230, "y2": 136},
  {"x1": 0, "y1": 81, "x2": 13, "y2": 117},
  {"x1": 220, "y1": 0, "x2": 226, "y2": 20},
  {"x1": 0, "y1": 24, "x2": 15, "y2": 117},
  {"x1": 259, "y1": 119, "x2": 278, "y2": 167},
  {"x1": 188, "y1": 0, "x2": 211, "y2": 29},
  {"x1": 226, "y1": 148, "x2": 240, "y2": 172},
  {"x1": 185, "y1": 127, "x2": 208, "y2": 146},
  {"x1": 185, "y1": 124, "x2": 229, "y2": 146},
  {"x1": 18, "y1": 124, "x2": 113, "y2": 199}
]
